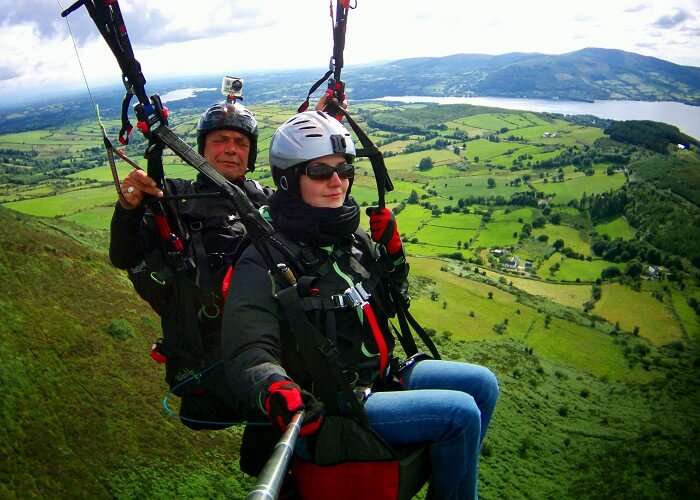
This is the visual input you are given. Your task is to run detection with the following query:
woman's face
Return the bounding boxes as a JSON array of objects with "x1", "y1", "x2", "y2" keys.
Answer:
[{"x1": 298, "y1": 153, "x2": 351, "y2": 208}]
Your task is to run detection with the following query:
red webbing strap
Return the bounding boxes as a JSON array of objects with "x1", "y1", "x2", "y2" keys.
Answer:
[
  {"x1": 363, "y1": 303, "x2": 389, "y2": 376},
  {"x1": 153, "y1": 214, "x2": 184, "y2": 253},
  {"x1": 221, "y1": 265, "x2": 235, "y2": 300}
]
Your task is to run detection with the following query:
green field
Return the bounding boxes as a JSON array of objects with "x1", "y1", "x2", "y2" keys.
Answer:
[
  {"x1": 62, "y1": 205, "x2": 115, "y2": 230},
  {"x1": 669, "y1": 286, "x2": 700, "y2": 340},
  {"x1": 594, "y1": 283, "x2": 684, "y2": 345},
  {"x1": 594, "y1": 217, "x2": 636, "y2": 240},
  {"x1": 447, "y1": 112, "x2": 547, "y2": 134},
  {"x1": 410, "y1": 258, "x2": 539, "y2": 342},
  {"x1": 409, "y1": 258, "x2": 651, "y2": 382},
  {"x1": 493, "y1": 207, "x2": 539, "y2": 223},
  {"x1": 438, "y1": 172, "x2": 532, "y2": 199},
  {"x1": 532, "y1": 224, "x2": 590, "y2": 256},
  {"x1": 474, "y1": 222, "x2": 521, "y2": 248},
  {"x1": 526, "y1": 316, "x2": 652, "y2": 382},
  {"x1": 4, "y1": 185, "x2": 116, "y2": 217},
  {"x1": 380, "y1": 139, "x2": 417, "y2": 154},
  {"x1": 481, "y1": 268, "x2": 592, "y2": 309},
  {"x1": 515, "y1": 122, "x2": 605, "y2": 146},
  {"x1": 385, "y1": 149, "x2": 461, "y2": 171},
  {"x1": 514, "y1": 239, "x2": 553, "y2": 262},
  {"x1": 414, "y1": 225, "x2": 478, "y2": 249},
  {"x1": 463, "y1": 139, "x2": 530, "y2": 163},
  {"x1": 538, "y1": 254, "x2": 621, "y2": 282},
  {"x1": 396, "y1": 204, "x2": 433, "y2": 236},
  {"x1": 533, "y1": 170, "x2": 626, "y2": 204},
  {"x1": 426, "y1": 212, "x2": 483, "y2": 230}
]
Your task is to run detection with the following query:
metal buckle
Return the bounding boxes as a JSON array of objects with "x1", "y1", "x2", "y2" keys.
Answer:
[
  {"x1": 342, "y1": 283, "x2": 371, "y2": 308},
  {"x1": 355, "y1": 282, "x2": 370, "y2": 301},
  {"x1": 343, "y1": 286, "x2": 363, "y2": 307},
  {"x1": 331, "y1": 294, "x2": 346, "y2": 308}
]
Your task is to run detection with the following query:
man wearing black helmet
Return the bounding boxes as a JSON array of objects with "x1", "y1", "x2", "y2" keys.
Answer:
[{"x1": 109, "y1": 100, "x2": 272, "y2": 429}]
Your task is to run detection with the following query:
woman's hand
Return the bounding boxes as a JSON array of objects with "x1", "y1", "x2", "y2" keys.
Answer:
[{"x1": 265, "y1": 380, "x2": 324, "y2": 437}]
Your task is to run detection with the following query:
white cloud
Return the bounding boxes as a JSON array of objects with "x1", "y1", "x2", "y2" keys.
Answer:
[
  {"x1": 652, "y1": 8, "x2": 694, "y2": 29},
  {"x1": 624, "y1": 4, "x2": 649, "y2": 13},
  {"x1": 0, "y1": 0, "x2": 698, "y2": 99}
]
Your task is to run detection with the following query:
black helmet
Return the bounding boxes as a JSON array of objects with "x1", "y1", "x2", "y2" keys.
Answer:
[{"x1": 197, "y1": 101, "x2": 258, "y2": 171}]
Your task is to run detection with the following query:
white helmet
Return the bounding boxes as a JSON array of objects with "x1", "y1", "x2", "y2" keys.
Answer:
[{"x1": 269, "y1": 111, "x2": 356, "y2": 171}]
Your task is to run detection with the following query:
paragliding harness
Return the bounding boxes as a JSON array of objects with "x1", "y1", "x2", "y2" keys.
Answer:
[
  {"x1": 128, "y1": 174, "x2": 271, "y2": 430},
  {"x1": 262, "y1": 230, "x2": 438, "y2": 500}
]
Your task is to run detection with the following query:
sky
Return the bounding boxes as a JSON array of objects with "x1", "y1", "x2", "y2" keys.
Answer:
[{"x1": 1, "y1": 0, "x2": 699, "y2": 101}]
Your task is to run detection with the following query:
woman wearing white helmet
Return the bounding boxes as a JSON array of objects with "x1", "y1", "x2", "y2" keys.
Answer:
[{"x1": 222, "y1": 110, "x2": 498, "y2": 500}]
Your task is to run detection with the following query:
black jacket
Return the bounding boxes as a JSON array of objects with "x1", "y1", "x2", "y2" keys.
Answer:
[
  {"x1": 109, "y1": 174, "x2": 273, "y2": 382},
  {"x1": 110, "y1": 175, "x2": 271, "y2": 271},
  {"x1": 222, "y1": 230, "x2": 407, "y2": 418}
]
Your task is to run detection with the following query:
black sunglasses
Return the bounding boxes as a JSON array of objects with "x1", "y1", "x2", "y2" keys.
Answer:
[{"x1": 302, "y1": 162, "x2": 355, "y2": 181}]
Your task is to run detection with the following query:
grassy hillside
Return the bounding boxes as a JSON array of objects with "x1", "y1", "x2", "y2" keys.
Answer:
[{"x1": 0, "y1": 206, "x2": 254, "y2": 499}]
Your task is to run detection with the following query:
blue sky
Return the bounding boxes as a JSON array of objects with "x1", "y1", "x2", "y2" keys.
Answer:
[{"x1": 1, "y1": 0, "x2": 699, "y2": 100}]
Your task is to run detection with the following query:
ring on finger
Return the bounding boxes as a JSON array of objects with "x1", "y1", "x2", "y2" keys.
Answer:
[{"x1": 127, "y1": 186, "x2": 135, "y2": 194}]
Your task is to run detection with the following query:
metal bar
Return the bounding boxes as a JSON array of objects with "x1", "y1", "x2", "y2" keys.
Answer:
[{"x1": 246, "y1": 411, "x2": 305, "y2": 500}]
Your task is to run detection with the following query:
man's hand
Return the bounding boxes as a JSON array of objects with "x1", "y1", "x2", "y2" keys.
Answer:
[
  {"x1": 264, "y1": 380, "x2": 324, "y2": 437},
  {"x1": 366, "y1": 207, "x2": 403, "y2": 256},
  {"x1": 119, "y1": 168, "x2": 163, "y2": 210},
  {"x1": 315, "y1": 92, "x2": 349, "y2": 117}
]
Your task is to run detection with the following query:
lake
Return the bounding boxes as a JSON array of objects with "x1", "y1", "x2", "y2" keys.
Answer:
[
  {"x1": 160, "y1": 87, "x2": 216, "y2": 103},
  {"x1": 375, "y1": 96, "x2": 700, "y2": 139}
]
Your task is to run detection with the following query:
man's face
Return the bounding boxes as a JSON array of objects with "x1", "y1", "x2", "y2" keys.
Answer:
[{"x1": 203, "y1": 129, "x2": 251, "y2": 181}]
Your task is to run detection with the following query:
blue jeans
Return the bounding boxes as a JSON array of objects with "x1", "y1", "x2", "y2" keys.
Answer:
[{"x1": 363, "y1": 360, "x2": 499, "y2": 500}]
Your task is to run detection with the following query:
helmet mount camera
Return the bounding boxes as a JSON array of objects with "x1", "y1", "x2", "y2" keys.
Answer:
[{"x1": 221, "y1": 76, "x2": 244, "y2": 105}]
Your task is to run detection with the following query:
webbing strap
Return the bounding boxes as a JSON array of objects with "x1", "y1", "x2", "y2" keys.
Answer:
[
  {"x1": 119, "y1": 91, "x2": 134, "y2": 144},
  {"x1": 393, "y1": 305, "x2": 419, "y2": 358},
  {"x1": 169, "y1": 272, "x2": 206, "y2": 369},
  {"x1": 362, "y1": 302, "x2": 389, "y2": 376},
  {"x1": 297, "y1": 69, "x2": 333, "y2": 113},
  {"x1": 340, "y1": 109, "x2": 394, "y2": 208},
  {"x1": 276, "y1": 286, "x2": 368, "y2": 424},
  {"x1": 402, "y1": 305, "x2": 440, "y2": 360},
  {"x1": 190, "y1": 228, "x2": 216, "y2": 308}
]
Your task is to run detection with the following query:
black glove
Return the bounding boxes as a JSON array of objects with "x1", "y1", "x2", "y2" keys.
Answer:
[{"x1": 264, "y1": 380, "x2": 324, "y2": 437}]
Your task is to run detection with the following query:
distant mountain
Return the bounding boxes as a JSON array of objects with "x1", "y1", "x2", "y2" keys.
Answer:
[
  {"x1": 1, "y1": 48, "x2": 698, "y2": 135},
  {"x1": 344, "y1": 48, "x2": 700, "y2": 105}
]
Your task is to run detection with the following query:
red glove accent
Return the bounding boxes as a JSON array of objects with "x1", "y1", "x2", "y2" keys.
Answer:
[
  {"x1": 367, "y1": 207, "x2": 402, "y2": 256},
  {"x1": 264, "y1": 380, "x2": 323, "y2": 437}
]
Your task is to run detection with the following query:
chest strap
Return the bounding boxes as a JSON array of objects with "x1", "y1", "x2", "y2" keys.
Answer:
[
  {"x1": 299, "y1": 277, "x2": 380, "y2": 312},
  {"x1": 275, "y1": 285, "x2": 368, "y2": 422}
]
